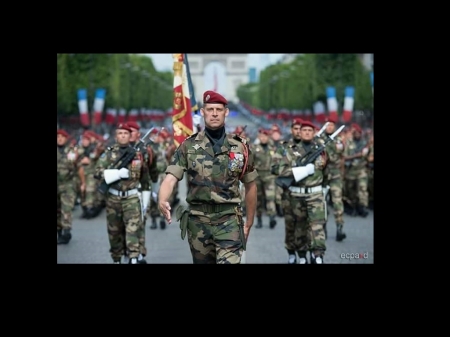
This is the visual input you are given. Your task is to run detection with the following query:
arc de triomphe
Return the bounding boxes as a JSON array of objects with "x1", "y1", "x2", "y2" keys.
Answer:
[{"x1": 187, "y1": 54, "x2": 248, "y2": 104}]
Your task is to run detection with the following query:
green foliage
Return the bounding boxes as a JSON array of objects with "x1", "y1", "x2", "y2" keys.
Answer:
[
  {"x1": 56, "y1": 53, "x2": 173, "y2": 117},
  {"x1": 237, "y1": 54, "x2": 373, "y2": 113}
]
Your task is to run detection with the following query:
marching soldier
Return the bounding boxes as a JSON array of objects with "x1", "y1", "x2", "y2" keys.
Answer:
[
  {"x1": 272, "y1": 119, "x2": 328, "y2": 264},
  {"x1": 321, "y1": 116, "x2": 346, "y2": 241},
  {"x1": 253, "y1": 128, "x2": 277, "y2": 228},
  {"x1": 271, "y1": 124, "x2": 285, "y2": 217},
  {"x1": 158, "y1": 90, "x2": 258, "y2": 264},
  {"x1": 343, "y1": 123, "x2": 369, "y2": 217},
  {"x1": 94, "y1": 123, "x2": 151, "y2": 264},
  {"x1": 57, "y1": 129, "x2": 82, "y2": 244}
]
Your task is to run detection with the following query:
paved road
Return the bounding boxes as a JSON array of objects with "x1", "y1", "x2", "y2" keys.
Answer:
[{"x1": 57, "y1": 176, "x2": 374, "y2": 264}]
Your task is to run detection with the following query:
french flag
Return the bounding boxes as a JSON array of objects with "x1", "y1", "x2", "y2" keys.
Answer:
[
  {"x1": 118, "y1": 108, "x2": 126, "y2": 123},
  {"x1": 93, "y1": 88, "x2": 106, "y2": 125},
  {"x1": 77, "y1": 89, "x2": 90, "y2": 127},
  {"x1": 313, "y1": 101, "x2": 326, "y2": 124},
  {"x1": 127, "y1": 109, "x2": 139, "y2": 122},
  {"x1": 326, "y1": 87, "x2": 338, "y2": 122},
  {"x1": 342, "y1": 86, "x2": 355, "y2": 123},
  {"x1": 105, "y1": 108, "x2": 117, "y2": 125}
]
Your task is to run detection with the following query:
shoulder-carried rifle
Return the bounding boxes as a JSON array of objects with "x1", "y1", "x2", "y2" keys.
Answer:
[
  {"x1": 275, "y1": 124, "x2": 345, "y2": 189},
  {"x1": 97, "y1": 127, "x2": 154, "y2": 194}
]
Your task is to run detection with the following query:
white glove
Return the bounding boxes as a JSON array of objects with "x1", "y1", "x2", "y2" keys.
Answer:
[
  {"x1": 104, "y1": 169, "x2": 121, "y2": 184},
  {"x1": 362, "y1": 148, "x2": 369, "y2": 156},
  {"x1": 118, "y1": 168, "x2": 129, "y2": 178},
  {"x1": 292, "y1": 163, "x2": 315, "y2": 182},
  {"x1": 141, "y1": 191, "x2": 151, "y2": 213}
]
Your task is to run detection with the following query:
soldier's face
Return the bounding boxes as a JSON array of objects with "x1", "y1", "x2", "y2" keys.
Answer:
[
  {"x1": 291, "y1": 125, "x2": 302, "y2": 140},
  {"x1": 57, "y1": 134, "x2": 67, "y2": 146},
  {"x1": 271, "y1": 131, "x2": 281, "y2": 141},
  {"x1": 115, "y1": 130, "x2": 131, "y2": 145},
  {"x1": 129, "y1": 128, "x2": 140, "y2": 142},
  {"x1": 201, "y1": 104, "x2": 229, "y2": 130},
  {"x1": 259, "y1": 133, "x2": 269, "y2": 143},
  {"x1": 300, "y1": 127, "x2": 314, "y2": 141},
  {"x1": 81, "y1": 137, "x2": 90, "y2": 147},
  {"x1": 326, "y1": 122, "x2": 336, "y2": 134}
]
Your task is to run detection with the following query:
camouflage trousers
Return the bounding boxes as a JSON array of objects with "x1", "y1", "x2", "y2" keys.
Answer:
[
  {"x1": 57, "y1": 184, "x2": 76, "y2": 231},
  {"x1": 81, "y1": 172, "x2": 96, "y2": 208},
  {"x1": 255, "y1": 172, "x2": 276, "y2": 217},
  {"x1": 329, "y1": 176, "x2": 344, "y2": 225},
  {"x1": 344, "y1": 171, "x2": 368, "y2": 208},
  {"x1": 187, "y1": 215, "x2": 244, "y2": 264},
  {"x1": 282, "y1": 191, "x2": 326, "y2": 255},
  {"x1": 367, "y1": 169, "x2": 374, "y2": 204},
  {"x1": 106, "y1": 194, "x2": 142, "y2": 261},
  {"x1": 275, "y1": 186, "x2": 283, "y2": 206}
]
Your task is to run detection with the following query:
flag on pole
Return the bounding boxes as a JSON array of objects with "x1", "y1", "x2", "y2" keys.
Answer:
[
  {"x1": 105, "y1": 108, "x2": 117, "y2": 125},
  {"x1": 118, "y1": 108, "x2": 126, "y2": 123},
  {"x1": 342, "y1": 86, "x2": 355, "y2": 123},
  {"x1": 326, "y1": 87, "x2": 338, "y2": 122},
  {"x1": 77, "y1": 89, "x2": 90, "y2": 127},
  {"x1": 172, "y1": 53, "x2": 197, "y2": 147},
  {"x1": 93, "y1": 88, "x2": 106, "y2": 125},
  {"x1": 313, "y1": 101, "x2": 326, "y2": 124}
]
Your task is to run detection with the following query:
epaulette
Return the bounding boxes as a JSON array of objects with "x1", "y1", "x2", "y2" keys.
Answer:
[{"x1": 232, "y1": 133, "x2": 247, "y2": 145}]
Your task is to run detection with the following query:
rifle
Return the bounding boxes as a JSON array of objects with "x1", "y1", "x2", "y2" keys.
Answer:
[
  {"x1": 275, "y1": 124, "x2": 345, "y2": 189},
  {"x1": 238, "y1": 125, "x2": 247, "y2": 136},
  {"x1": 97, "y1": 127, "x2": 154, "y2": 194},
  {"x1": 345, "y1": 139, "x2": 368, "y2": 167}
]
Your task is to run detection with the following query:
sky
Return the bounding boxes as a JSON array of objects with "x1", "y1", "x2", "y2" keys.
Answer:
[{"x1": 141, "y1": 54, "x2": 285, "y2": 73}]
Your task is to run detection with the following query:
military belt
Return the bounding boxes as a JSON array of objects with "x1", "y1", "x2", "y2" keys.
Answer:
[
  {"x1": 289, "y1": 185, "x2": 322, "y2": 194},
  {"x1": 189, "y1": 203, "x2": 236, "y2": 213},
  {"x1": 109, "y1": 188, "x2": 139, "y2": 198}
]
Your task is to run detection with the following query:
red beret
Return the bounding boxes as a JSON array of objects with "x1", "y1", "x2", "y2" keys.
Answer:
[
  {"x1": 116, "y1": 123, "x2": 132, "y2": 133},
  {"x1": 258, "y1": 128, "x2": 270, "y2": 135},
  {"x1": 150, "y1": 128, "x2": 159, "y2": 135},
  {"x1": 203, "y1": 90, "x2": 228, "y2": 105},
  {"x1": 57, "y1": 129, "x2": 69, "y2": 138},
  {"x1": 82, "y1": 131, "x2": 92, "y2": 139},
  {"x1": 326, "y1": 116, "x2": 337, "y2": 124},
  {"x1": 127, "y1": 121, "x2": 140, "y2": 130},
  {"x1": 351, "y1": 123, "x2": 362, "y2": 133},
  {"x1": 292, "y1": 118, "x2": 304, "y2": 126},
  {"x1": 159, "y1": 129, "x2": 170, "y2": 139},
  {"x1": 271, "y1": 124, "x2": 281, "y2": 132},
  {"x1": 300, "y1": 121, "x2": 318, "y2": 130}
]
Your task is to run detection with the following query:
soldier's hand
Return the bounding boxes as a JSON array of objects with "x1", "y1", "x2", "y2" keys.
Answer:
[
  {"x1": 243, "y1": 223, "x2": 251, "y2": 242},
  {"x1": 80, "y1": 183, "x2": 86, "y2": 192},
  {"x1": 159, "y1": 201, "x2": 172, "y2": 224}
]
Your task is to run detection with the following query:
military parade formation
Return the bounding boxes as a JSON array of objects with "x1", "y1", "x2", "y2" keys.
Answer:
[{"x1": 57, "y1": 89, "x2": 373, "y2": 264}]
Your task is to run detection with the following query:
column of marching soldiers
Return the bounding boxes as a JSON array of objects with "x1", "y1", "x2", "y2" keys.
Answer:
[{"x1": 57, "y1": 117, "x2": 373, "y2": 262}]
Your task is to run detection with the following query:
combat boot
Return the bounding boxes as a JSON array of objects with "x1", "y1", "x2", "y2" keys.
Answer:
[
  {"x1": 80, "y1": 206, "x2": 88, "y2": 219},
  {"x1": 57, "y1": 229, "x2": 62, "y2": 244},
  {"x1": 255, "y1": 216, "x2": 262, "y2": 228},
  {"x1": 336, "y1": 224, "x2": 346, "y2": 241},
  {"x1": 150, "y1": 217, "x2": 157, "y2": 229},
  {"x1": 269, "y1": 215, "x2": 277, "y2": 229},
  {"x1": 310, "y1": 252, "x2": 324, "y2": 264},
  {"x1": 357, "y1": 205, "x2": 369, "y2": 218},
  {"x1": 57, "y1": 229, "x2": 72, "y2": 244},
  {"x1": 137, "y1": 254, "x2": 147, "y2": 264},
  {"x1": 297, "y1": 252, "x2": 308, "y2": 264},
  {"x1": 85, "y1": 207, "x2": 97, "y2": 219},
  {"x1": 276, "y1": 204, "x2": 284, "y2": 217},
  {"x1": 159, "y1": 219, "x2": 166, "y2": 230}
]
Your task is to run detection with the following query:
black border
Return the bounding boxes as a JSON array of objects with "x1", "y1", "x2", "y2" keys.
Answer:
[{"x1": 55, "y1": 40, "x2": 380, "y2": 289}]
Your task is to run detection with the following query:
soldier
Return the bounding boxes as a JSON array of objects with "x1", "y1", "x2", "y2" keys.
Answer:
[
  {"x1": 253, "y1": 128, "x2": 277, "y2": 229},
  {"x1": 343, "y1": 123, "x2": 369, "y2": 217},
  {"x1": 367, "y1": 133, "x2": 374, "y2": 210},
  {"x1": 127, "y1": 121, "x2": 160, "y2": 263},
  {"x1": 272, "y1": 119, "x2": 328, "y2": 264},
  {"x1": 57, "y1": 129, "x2": 82, "y2": 244},
  {"x1": 94, "y1": 123, "x2": 151, "y2": 264},
  {"x1": 158, "y1": 90, "x2": 258, "y2": 264},
  {"x1": 321, "y1": 116, "x2": 346, "y2": 241},
  {"x1": 271, "y1": 124, "x2": 285, "y2": 217}
]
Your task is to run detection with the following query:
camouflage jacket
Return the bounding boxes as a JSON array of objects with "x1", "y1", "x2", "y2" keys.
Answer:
[
  {"x1": 344, "y1": 138, "x2": 368, "y2": 173},
  {"x1": 272, "y1": 138, "x2": 327, "y2": 188},
  {"x1": 165, "y1": 130, "x2": 258, "y2": 204},
  {"x1": 57, "y1": 145, "x2": 78, "y2": 184},
  {"x1": 253, "y1": 139, "x2": 277, "y2": 172},
  {"x1": 94, "y1": 143, "x2": 151, "y2": 191},
  {"x1": 320, "y1": 133, "x2": 344, "y2": 179}
]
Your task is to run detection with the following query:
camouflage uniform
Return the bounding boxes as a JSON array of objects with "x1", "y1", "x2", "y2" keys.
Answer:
[
  {"x1": 94, "y1": 143, "x2": 150, "y2": 263},
  {"x1": 148, "y1": 140, "x2": 167, "y2": 229},
  {"x1": 321, "y1": 131, "x2": 346, "y2": 241},
  {"x1": 367, "y1": 140, "x2": 374, "y2": 209},
  {"x1": 272, "y1": 131, "x2": 327, "y2": 264},
  {"x1": 57, "y1": 134, "x2": 78, "y2": 244},
  {"x1": 165, "y1": 130, "x2": 258, "y2": 264},
  {"x1": 343, "y1": 125, "x2": 369, "y2": 217},
  {"x1": 253, "y1": 134, "x2": 277, "y2": 228}
]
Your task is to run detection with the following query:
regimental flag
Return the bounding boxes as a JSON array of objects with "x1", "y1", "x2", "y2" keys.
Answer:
[
  {"x1": 77, "y1": 89, "x2": 90, "y2": 127},
  {"x1": 93, "y1": 88, "x2": 106, "y2": 125},
  {"x1": 326, "y1": 87, "x2": 338, "y2": 122},
  {"x1": 172, "y1": 53, "x2": 197, "y2": 147},
  {"x1": 342, "y1": 86, "x2": 355, "y2": 123}
]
